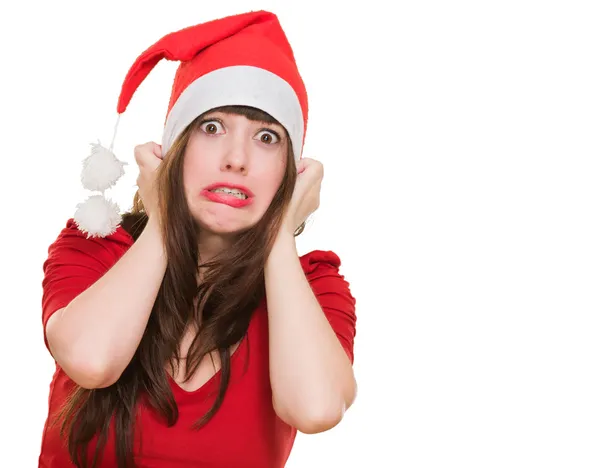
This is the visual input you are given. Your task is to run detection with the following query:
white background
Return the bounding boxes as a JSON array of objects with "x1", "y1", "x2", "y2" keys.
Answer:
[{"x1": 1, "y1": 0, "x2": 599, "y2": 466}]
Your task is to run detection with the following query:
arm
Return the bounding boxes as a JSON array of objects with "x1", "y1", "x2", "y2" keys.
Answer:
[
  {"x1": 45, "y1": 218, "x2": 167, "y2": 389},
  {"x1": 264, "y1": 232, "x2": 357, "y2": 434}
]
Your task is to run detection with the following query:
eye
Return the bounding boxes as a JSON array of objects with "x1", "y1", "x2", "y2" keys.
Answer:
[
  {"x1": 200, "y1": 120, "x2": 224, "y2": 135},
  {"x1": 256, "y1": 129, "x2": 280, "y2": 145}
]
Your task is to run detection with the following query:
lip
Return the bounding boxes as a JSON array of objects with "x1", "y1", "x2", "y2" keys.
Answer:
[
  {"x1": 203, "y1": 182, "x2": 254, "y2": 198},
  {"x1": 201, "y1": 183, "x2": 254, "y2": 208}
]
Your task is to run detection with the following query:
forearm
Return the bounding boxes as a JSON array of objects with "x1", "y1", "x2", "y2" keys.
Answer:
[
  {"x1": 264, "y1": 232, "x2": 356, "y2": 433},
  {"x1": 47, "y1": 218, "x2": 167, "y2": 387}
]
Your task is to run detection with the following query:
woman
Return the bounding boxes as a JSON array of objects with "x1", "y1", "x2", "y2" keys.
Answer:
[{"x1": 39, "y1": 10, "x2": 357, "y2": 468}]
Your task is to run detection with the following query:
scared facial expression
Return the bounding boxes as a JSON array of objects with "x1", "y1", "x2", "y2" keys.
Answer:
[{"x1": 183, "y1": 111, "x2": 289, "y2": 235}]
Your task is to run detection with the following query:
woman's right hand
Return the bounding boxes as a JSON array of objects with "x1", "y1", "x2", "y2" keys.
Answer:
[{"x1": 134, "y1": 142, "x2": 163, "y2": 222}]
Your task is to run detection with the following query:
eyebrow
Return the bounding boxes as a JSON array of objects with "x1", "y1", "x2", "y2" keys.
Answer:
[
  {"x1": 204, "y1": 113, "x2": 282, "y2": 128},
  {"x1": 203, "y1": 116, "x2": 286, "y2": 140}
]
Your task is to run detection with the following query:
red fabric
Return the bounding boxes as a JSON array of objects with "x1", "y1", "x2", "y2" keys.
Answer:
[{"x1": 38, "y1": 219, "x2": 356, "y2": 467}]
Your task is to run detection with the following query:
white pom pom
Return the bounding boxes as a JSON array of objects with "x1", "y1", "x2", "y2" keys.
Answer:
[
  {"x1": 73, "y1": 194, "x2": 121, "y2": 238},
  {"x1": 81, "y1": 142, "x2": 127, "y2": 192}
]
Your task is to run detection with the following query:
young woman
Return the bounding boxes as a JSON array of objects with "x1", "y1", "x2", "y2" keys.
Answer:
[{"x1": 39, "y1": 10, "x2": 357, "y2": 468}]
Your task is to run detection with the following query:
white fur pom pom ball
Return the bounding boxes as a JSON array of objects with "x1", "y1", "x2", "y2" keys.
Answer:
[
  {"x1": 74, "y1": 194, "x2": 122, "y2": 238},
  {"x1": 81, "y1": 142, "x2": 127, "y2": 192}
]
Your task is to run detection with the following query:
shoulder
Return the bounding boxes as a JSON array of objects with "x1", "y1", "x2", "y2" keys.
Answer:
[
  {"x1": 44, "y1": 218, "x2": 134, "y2": 268},
  {"x1": 299, "y1": 250, "x2": 341, "y2": 275},
  {"x1": 300, "y1": 250, "x2": 355, "y2": 306},
  {"x1": 299, "y1": 249, "x2": 357, "y2": 362},
  {"x1": 52, "y1": 217, "x2": 133, "y2": 245},
  {"x1": 300, "y1": 250, "x2": 342, "y2": 273},
  {"x1": 299, "y1": 250, "x2": 352, "y2": 294}
]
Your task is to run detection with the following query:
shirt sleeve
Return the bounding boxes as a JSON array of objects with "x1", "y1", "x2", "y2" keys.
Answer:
[
  {"x1": 301, "y1": 250, "x2": 357, "y2": 364},
  {"x1": 40, "y1": 219, "x2": 131, "y2": 354}
]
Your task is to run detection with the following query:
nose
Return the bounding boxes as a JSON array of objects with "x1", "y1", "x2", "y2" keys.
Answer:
[{"x1": 221, "y1": 139, "x2": 249, "y2": 174}]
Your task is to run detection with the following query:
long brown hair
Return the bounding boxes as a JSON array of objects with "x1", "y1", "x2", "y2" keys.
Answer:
[{"x1": 53, "y1": 105, "x2": 305, "y2": 467}]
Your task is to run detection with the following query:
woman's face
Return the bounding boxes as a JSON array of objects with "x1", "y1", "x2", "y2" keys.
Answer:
[{"x1": 182, "y1": 111, "x2": 288, "y2": 235}]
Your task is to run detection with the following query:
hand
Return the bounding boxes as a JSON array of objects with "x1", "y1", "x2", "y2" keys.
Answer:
[
  {"x1": 134, "y1": 142, "x2": 163, "y2": 221},
  {"x1": 281, "y1": 157, "x2": 324, "y2": 236}
]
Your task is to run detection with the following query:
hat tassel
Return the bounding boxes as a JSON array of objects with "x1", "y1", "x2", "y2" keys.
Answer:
[{"x1": 73, "y1": 115, "x2": 128, "y2": 238}]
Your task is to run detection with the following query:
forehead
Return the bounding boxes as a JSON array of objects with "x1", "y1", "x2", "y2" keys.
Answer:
[{"x1": 206, "y1": 110, "x2": 284, "y2": 128}]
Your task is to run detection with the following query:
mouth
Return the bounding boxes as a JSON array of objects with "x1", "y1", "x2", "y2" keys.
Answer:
[{"x1": 201, "y1": 183, "x2": 254, "y2": 208}]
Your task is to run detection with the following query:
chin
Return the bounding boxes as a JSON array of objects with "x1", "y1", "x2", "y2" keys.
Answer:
[
  {"x1": 199, "y1": 223, "x2": 249, "y2": 236},
  {"x1": 193, "y1": 213, "x2": 257, "y2": 236},
  {"x1": 188, "y1": 200, "x2": 266, "y2": 236}
]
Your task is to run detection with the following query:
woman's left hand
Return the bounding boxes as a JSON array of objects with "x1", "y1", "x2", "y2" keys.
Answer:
[{"x1": 280, "y1": 157, "x2": 324, "y2": 237}]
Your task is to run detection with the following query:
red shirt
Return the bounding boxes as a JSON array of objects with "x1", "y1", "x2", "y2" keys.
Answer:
[{"x1": 38, "y1": 219, "x2": 357, "y2": 467}]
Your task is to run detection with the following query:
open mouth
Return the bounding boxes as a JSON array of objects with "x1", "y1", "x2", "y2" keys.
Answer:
[
  {"x1": 201, "y1": 185, "x2": 254, "y2": 208},
  {"x1": 209, "y1": 187, "x2": 248, "y2": 200}
]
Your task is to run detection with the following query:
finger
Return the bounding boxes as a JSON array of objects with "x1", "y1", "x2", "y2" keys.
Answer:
[
  {"x1": 296, "y1": 158, "x2": 308, "y2": 174},
  {"x1": 135, "y1": 142, "x2": 163, "y2": 167},
  {"x1": 299, "y1": 159, "x2": 323, "y2": 179},
  {"x1": 152, "y1": 142, "x2": 163, "y2": 160}
]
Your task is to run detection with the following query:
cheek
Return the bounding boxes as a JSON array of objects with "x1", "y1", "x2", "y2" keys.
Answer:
[
  {"x1": 256, "y1": 160, "x2": 286, "y2": 202},
  {"x1": 182, "y1": 151, "x2": 208, "y2": 193}
]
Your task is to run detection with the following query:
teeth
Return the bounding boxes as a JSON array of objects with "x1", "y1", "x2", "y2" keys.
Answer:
[{"x1": 210, "y1": 187, "x2": 248, "y2": 199}]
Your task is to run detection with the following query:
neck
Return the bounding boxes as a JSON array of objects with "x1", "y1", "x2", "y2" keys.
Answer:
[{"x1": 197, "y1": 230, "x2": 234, "y2": 265}]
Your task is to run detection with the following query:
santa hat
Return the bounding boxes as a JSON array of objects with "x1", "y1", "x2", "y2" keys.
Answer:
[{"x1": 74, "y1": 10, "x2": 308, "y2": 238}]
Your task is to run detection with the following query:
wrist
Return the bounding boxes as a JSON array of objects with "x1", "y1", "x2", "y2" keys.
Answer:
[
  {"x1": 275, "y1": 225, "x2": 296, "y2": 245},
  {"x1": 278, "y1": 217, "x2": 297, "y2": 239},
  {"x1": 267, "y1": 229, "x2": 297, "y2": 265},
  {"x1": 142, "y1": 216, "x2": 166, "y2": 253},
  {"x1": 144, "y1": 216, "x2": 161, "y2": 235}
]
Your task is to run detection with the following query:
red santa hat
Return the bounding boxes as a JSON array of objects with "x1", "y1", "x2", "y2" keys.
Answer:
[{"x1": 74, "y1": 10, "x2": 308, "y2": 238}]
